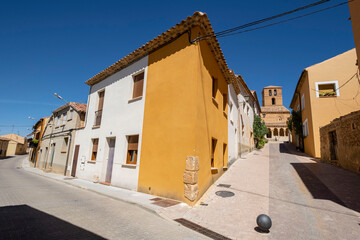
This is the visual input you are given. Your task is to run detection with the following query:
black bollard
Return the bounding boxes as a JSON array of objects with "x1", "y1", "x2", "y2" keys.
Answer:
[{"x1": 256, "y1": 214, "x2": 272, "y2": 233}]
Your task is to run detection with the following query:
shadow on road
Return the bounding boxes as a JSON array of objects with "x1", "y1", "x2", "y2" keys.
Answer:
[
  {"x1": 0, "y1": 156, "x2": 15, "y2": 160},
  {"x1": 0, "y1": 205, "x2": 105, "y2": 239},
  {"x1": 291, "y1": 163, "x2": 360, "y2": 213},
  {"x1": 279, "y1": 143, "x2": 309, "y2": 157}
]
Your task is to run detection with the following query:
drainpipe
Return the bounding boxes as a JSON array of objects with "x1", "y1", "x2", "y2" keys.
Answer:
[
  {"x1": 297, "y1": 91, "x2": 305, "y2": 152},
  {"x1": 64, "y1": 130, "x2": 72, "y2": 176},
  {"x1": 45, "y1": 116, "x2": 55, "y2": 169}
]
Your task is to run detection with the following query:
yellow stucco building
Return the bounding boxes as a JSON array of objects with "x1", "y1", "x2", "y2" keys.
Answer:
[
  {"x1": 29, "y1": 117, "x2": 49, "y2": 167},
  {"x1": 290, "y1": 49, "x2": 360, "y2": 158},
  {"x1": 0, "y1": 133, "x2": 27, "y2": 156},
  {"x1": 81, "y1": 12, "x2": 245, "y2": 205},
  {"x1": 349, "y1": 0, "x2": 360, "y2": 71}
]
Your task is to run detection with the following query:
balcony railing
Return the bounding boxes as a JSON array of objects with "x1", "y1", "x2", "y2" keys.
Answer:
[{"x1": 94, "y1": 110, "x2": 102, "y2": 127}]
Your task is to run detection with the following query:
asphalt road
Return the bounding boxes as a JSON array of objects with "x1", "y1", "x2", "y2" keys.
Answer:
[{"x1": 0, "y1": 155, "x2": 206, "y2": 240}]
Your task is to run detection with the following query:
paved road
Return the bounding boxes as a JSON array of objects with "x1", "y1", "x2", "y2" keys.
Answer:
[
  {"x1": 269, "y1": 143, "x2": 360, "y2": 240},
  {"x1": 0, "y1": 155, "x2": 206, "y2": 240}
]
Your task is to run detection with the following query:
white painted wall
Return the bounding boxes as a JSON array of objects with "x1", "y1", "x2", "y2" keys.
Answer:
[
  {"x1": 228, "y1": 84, "x2": 239, "y2": 164},
  {"x1": 72, "y1": 56, "x2": 148, "y2": 190},
  {"x1": 238, "y1": 84, "x2": 255, "y2": 155}
]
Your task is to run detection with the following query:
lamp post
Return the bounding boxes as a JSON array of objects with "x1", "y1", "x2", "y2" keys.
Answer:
[{"x1": 54, "y1": 93, "x2": 68, "y2": 103}]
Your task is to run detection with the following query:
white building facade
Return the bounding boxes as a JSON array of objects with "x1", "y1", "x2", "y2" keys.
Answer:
[{"x1": 71, "y1": 56, "x2": 148, "y2": 190}]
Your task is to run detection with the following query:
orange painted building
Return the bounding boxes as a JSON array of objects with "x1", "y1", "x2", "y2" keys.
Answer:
[
  {"x1": 290, "y1": 49, "x2": 359, "y2": 158},
  {"x1": 349, "y1": 0, "x2": 360, "y2": 71},
  {"x1": 81, "y1": 12, "x2": 245, "y2": 205}
]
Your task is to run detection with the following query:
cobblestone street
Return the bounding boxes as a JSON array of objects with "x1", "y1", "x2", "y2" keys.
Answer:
[{"x1": 0, "y1": 155, "x2": 207, "y2": 240}]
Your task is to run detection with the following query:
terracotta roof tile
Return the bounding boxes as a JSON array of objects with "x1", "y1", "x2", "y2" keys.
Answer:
[
  {"x1": 70, "y1": 102, "x2": 87, "y2": 112},
  {"x1": 53, "y1": 102, "x2": 87, "y2": 113},
  {"x1": 84, "y1": 12, "x2": 241, "y2": 94}
]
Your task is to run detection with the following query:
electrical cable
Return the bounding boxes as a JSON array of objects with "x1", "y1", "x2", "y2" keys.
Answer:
[
  {"x1": 191, "y1": 0, "x2": 355, "y2": 42},
  {"x1": 217, "y1": 0, "x2": 353, "y2": 38}
]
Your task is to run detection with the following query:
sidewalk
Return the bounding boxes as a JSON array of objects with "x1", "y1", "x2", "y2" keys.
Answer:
[
  {"x1": 158, "y1": 144, "x2": 271, "y2": 240},
  {"x1": 21, "y1": 157, "x2": 186, "y2": 214},
  {"x1": 21, "y1": 146, "x2": 272, "y2": 240}
]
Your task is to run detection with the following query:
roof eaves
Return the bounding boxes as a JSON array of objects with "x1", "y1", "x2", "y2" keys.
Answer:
[
  {"x1": 84, "y1": 12, "x2": 240, "y2": 93},
  {"x1": 289, "y1": 69, "x2": 307, "y2": 109}
]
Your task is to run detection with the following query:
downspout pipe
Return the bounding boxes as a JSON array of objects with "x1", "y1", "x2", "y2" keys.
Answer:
[
  {"x1": 297, "y1": 91, "x2": 305, "y2": 152},
  {"x1": 64, "y1": 130, "x2": 72, "y2": 176}
]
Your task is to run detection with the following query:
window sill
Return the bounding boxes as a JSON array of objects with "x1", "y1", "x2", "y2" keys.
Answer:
[
  {"x1": 121, "y1": 164, "x2": 137, "y2": 169},
  {"x1": 87, "y1": 160, "x2": 96, "y2": 164},
  {"x1": 61, "y1": 150, "x2": 67, "y2": 153},
  {"x1": 212, "y1": 97, "x2": 218, "y2": 108},
  {"x1": 92, "y1": 125, "x2": 100, "y2": 129},
  {"x1": 318, "y1": 96, "x2": 337, "y2": 98},
  {"x1": 128, "y1": 96, "x2": 142, "y2": 103}
]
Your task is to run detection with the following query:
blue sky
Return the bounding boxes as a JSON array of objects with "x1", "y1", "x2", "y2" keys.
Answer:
[{"x1": 0, "y1": 0, "x2": 355, "y2": 137}]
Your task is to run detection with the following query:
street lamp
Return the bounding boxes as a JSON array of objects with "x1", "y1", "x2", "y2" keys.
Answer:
[{"x1": 54, "y1": 93, "x2": 68, "y2": 103}]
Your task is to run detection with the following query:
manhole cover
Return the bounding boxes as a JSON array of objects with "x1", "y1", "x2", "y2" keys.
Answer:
[
  {"x1": 217, "y1": 184, "x2": 231, "y2": 188},
  {"x1": 215, "y1": 190, "x2": 235, "y2": 198}
]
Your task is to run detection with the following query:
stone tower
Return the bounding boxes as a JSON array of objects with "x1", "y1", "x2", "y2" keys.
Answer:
[
  {"x1": 262, "y1": 86, "x2": 283, "y2": 107},
  {"x1": 260, "y1": 86, "x2": 290, "y2": 141}
]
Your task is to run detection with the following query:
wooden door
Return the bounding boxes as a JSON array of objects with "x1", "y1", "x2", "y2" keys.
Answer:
[
  {"x1": 71, "y1": 145, "x2": 80, "y2": 177},
  {"x1": 105, "y1": 138, "x2": 116, "y2": 183}
]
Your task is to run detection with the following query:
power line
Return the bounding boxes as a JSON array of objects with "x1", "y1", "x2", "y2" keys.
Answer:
[
  {"x1": 191, "y1": 0, "x2": 353, "y2": 42},
  {"x1": 217, "y1": 0, "x2": 353, "y2": 38},
  {"x1": 215, "y1": 0, "x2": 330, "y2": 37}
]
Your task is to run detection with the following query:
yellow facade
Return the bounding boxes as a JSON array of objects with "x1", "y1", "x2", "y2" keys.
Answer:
[
  {"x1": 138, "y1": 26, "x2": 228, "y2": 205},
  {"x1": 349, "y1": 0, "x2": 360, "y2": 71},
  {"x1": 30, "y1": 117, "x2": 49, "y2": 166},
  {"x1": 290, "y1": 49, "x2": 359, "y2": 158}
]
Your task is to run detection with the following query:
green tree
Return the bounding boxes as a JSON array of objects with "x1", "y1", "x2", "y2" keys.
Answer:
[
  {"x1": 289, "y1": 110, "x2": 303, "y2": 138},
  {"x1": 253, "y1": 115, "x2": 268, "y2": 140}
]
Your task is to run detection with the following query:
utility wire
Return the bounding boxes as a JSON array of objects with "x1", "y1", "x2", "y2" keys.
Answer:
[
  {"x1": 215, "y1": 0, "x2": 330, "y2": 36},
  {"x1": 217, "y1": 0, "x2": 353, "y2": 38},
  {"x1": 192, "y1": 0, "x2": 354, "y2": 42},
  {"x1": 311, "y1": 70, "x2": 359, "y2": 93}
]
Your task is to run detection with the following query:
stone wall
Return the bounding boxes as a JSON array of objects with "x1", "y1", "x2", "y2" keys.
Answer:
[{"x1": 320, "y1": 110, "x2": 360, "y2": 174}]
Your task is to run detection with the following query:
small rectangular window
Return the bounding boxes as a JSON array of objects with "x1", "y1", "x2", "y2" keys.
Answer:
[
  {"x1": 69, "y1": 109, "x2": 73, "y2": 120},
  {"x1": 316, "y1": 81, "x2": 339, "y2": 97},
  {"x1": 91, "y1": 138, "x2": 99, "y2": 161},
  {"x1": 62, "y1": 113, "x2": 67, "y2": 125},
  {"x1": 212, "y1": 77, "x2": 218, "y2": 99},
  {"x1": 94, "y1": 90, "x2": 105, "y2": 127},
  {"x1": 211, "y1": 138, "x2": 217, "y2": 168},
  {"x1": 223, "y1": 143, "x2": 227, "y2": 167},
  {"x1": 132, "y1": 72, "x2": 144, "y2": 99},
  {"x1": 61, "y1": 137, "x2": 69, "y2": 153},
  {"x1": 302, "y1": 119, "x2": 309, "y2": 137},
  {"x1": 57, "y1": 116, "x2": 61, "y2": 127},
  {"x1": 223, "y1": 94, "x2": 227, "y2": 113},
  {"x1": 126, "y1": 135, "x2": 139, "y2": 164},
  {"x1": 301, "y1": 94, "x2": 305, "y2": 110}
]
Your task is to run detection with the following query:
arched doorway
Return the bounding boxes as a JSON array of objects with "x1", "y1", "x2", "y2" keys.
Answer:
[
  {"x1": 267, "y1": 128, "x2": 272, "y2": 138},
  {"x1": 273, "y1": 128, "x2": 278, "y2": 136},
  {"x1": 280, "y1": 128, "x2": 284, "y2": 136}
]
